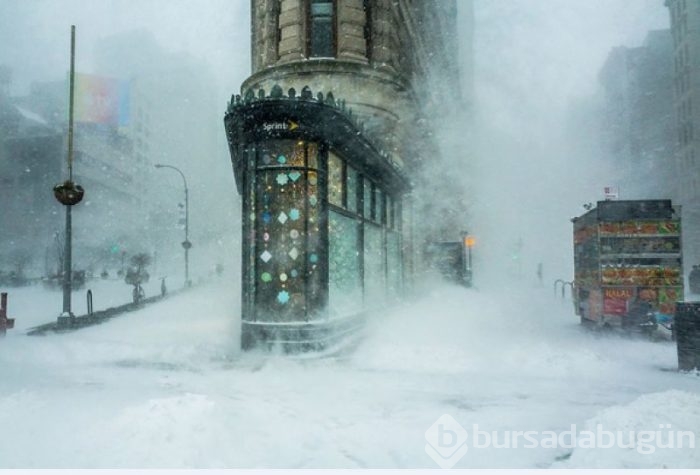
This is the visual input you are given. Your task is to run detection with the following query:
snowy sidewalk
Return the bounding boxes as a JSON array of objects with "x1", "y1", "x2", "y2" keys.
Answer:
[
  {"x1": 2, "y1": 278, "x2": 173, "y2": 332},
  {"x1": 0, "y1": 280, "x2": 697, "y2": 468}
]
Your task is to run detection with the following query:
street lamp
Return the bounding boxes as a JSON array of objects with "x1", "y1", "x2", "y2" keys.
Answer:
[
  {"x1": 154, "y1": 164, "x2": 192, "y2": 287},
  {"x1": 54, "y1": 25, "x2": 85, "y2": 320}
]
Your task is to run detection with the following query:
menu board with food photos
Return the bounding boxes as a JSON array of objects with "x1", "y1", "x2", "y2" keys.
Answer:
[
  {"x1": 600, "y1": 266, "x2": 682, "y2": 286},
  {"x1": 598, "y1": 220, "x2": 680, "y2": 236}
]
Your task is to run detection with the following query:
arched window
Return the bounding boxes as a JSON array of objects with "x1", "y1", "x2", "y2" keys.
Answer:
[{"x1": 307, "y1": 0, "x2": 335, "y2": 58}]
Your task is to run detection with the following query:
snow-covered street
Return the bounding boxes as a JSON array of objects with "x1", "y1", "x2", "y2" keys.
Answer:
[{"x1": 0, "y1": 278, "x2": 697, "y2": 468}]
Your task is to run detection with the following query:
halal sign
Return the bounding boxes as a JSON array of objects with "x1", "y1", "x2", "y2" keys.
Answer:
[{"x1": 261, "y1": 120, "x2": 299, "y2": 133}]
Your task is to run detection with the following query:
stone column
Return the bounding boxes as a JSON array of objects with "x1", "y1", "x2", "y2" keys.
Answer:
[
  {"x1": 337, "y1": 0, "x2": 369, "y2": 63},
  {"x1": 369, "y1": 0, "x2": 395, "y2": 70},
  {"x1": 252, "y1": 0, "x2": 281, "y2": 72},
  {"x1": 278, "y1": 0, "x2": 306, "y2": 63}
]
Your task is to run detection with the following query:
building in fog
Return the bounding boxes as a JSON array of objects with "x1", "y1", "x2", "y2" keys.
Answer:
[
  {"x1": 1, "y1": 30, "x2": 228, "y2": 284},
  {"x1": 225, "y1": 0, "x2": 472, "y2": 349},
  {"x1": 0, "y1": 68, "x2": 149, "y2": 280},
  {"x1": 0, "y1": 79, "x2": 63, "y2": 281},
  {"x1": 597, "y1": 30, "x2": 675, "y2": 199},
  {"x1": 666, "y1": 0, "x2": 700, "y2": 270},
  {"x1": 94, "y1": 30, "x2": 231, "y2": 280}
]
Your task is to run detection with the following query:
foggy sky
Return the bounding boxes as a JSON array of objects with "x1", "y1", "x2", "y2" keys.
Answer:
[
  {"x1": 469, "y1": 0, "x2": 670, "y2": 284},
  {"x1": 0, "y1": 0, "x2": 250, "y2": 101},
  {"x1": 0, "y1": 1, "x2": 669, "y2": 102}
]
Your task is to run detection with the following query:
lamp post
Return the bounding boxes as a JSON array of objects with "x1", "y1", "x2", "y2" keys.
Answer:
[
  {"x1": 53, "y1": 25, "x2": 85, "y2": 319},
  {"x1": 154, "y1": 164, "x2": 191, "y2": 287}
]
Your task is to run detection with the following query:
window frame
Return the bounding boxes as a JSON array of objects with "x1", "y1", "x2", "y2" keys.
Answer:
[
  {"x1": 363, "y1": 0, "x2": 372, "y2": 61},
  {"x1": 306, "y1": 0, "x2": 337, "y2": 58}
]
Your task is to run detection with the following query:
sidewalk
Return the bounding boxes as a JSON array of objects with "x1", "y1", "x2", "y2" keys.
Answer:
[{"x1": 1, "y1": 278, "x2": 168, "y2": 332}]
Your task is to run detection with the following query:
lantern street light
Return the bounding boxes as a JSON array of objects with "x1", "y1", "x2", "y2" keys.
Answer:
[{"x1": 154, "y1": 164, "x2": 191, "y2": 287}]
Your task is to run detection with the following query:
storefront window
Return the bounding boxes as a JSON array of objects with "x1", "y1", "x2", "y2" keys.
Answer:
[
  {"x1": 328, "y1": 151, "x2": 343, "y2": 207},
  {"x1": 329, "y1": 211, "x2": 363, "y2": 316},
  {"x1": 375, "y1": 188, "x2": 384, "y2": 224},
  {"x1": 257, "y1": 140, "x2": 305, "y2": 168},
  {"x1": 387, "y1": 231, "x2": 402, "y2": 299},
  {"x1": 254, "y1": 168, "x2": 307, "y2": 322},
  {"x1": 363, "y1": 177, "x2": 372, "y2": 219},
  {"x1": 253, "y1": 140, "x2": 321, "y2": 322},
  {"x1": 306, "y1": 167, "x2": 323, "y2": 320},
  {"x1": 386, "y1": 195, "x2": 393, "y2": 229},
  {"x1": 347, "y1": 165, "x2": 358, "y2": 213},
  {"x1": 249, "y1": 137, "x2": 404, "y2": 321},
  {"x1": 364, "y1": 224, "x2": 385, "y2": 307},
  {"x1": 307, "y1": 142, "x2": 319, "y2": 169}
]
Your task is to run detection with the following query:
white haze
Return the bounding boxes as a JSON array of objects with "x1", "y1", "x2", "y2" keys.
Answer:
[
  {"x1": 1, "y1": 0, "x2": 698, "y2": 470},
  {"x1": 467, "y1": 0, "x2": 669, "y2": 287}
]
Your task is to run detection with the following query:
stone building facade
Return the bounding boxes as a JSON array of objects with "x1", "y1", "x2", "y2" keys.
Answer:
[
  {"x1": 246, "y1": 0, "x2": 462, "y2": 169},
  {"x1": 666, "y1": 0, "x2": 700, "y2": 272},
  {"x1": 225, "y1": 0, "x2": 469, "y2": 349},
  {"x1": 598, "y1": 30, "x2": 675, "y2": 199}
]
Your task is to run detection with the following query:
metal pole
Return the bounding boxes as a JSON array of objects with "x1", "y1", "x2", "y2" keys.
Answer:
[
  {"x1": 62, "y1": 207, "x2": 72, "y2": 315},
  {"x1": 62, "y1": 25, "x2": 76, "y2": 316},
  {"x1": 154, "y1": 164, "x2": 190, "y2": 287},
  {"x1": 185, "y1": 182, "x2": 190, "y2": 286},
  {"x1": 67, "y1": 26, "x2": 75, "y2": 181}
]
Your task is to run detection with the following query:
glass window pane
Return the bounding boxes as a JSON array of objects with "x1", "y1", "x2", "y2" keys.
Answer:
[
  {"x1": 307, "y1": 142, "x2": 318, "y2": 169},
  {"x1": 364, "y1": 224, "x2": 385, "y2": 307},
  {"x1": 363, "y1": 177, "x2": 372, "y2": 218},
  {"x1": 374, "y1": 187, "x2": 383, "y2": 223},
  {"x1": 329, "y1": 211, "x2": 363, "y2": 316},
  {"x1": 310, "y1": 1, "x2": 334, "y2": 58},
  {"x1": 346, "y1": 165, "x2": 358, "y2": 214},
  {"x1": 254, "y1": 165, "x2": 308, "y2": 322},
  {"x1": 395, "y1": 199, "x2": 402, "y2": 231},
  {"x1": 311, "y1": 2, "x2": 333, "y2": 15},
  {"x1": 257, "y1": 140, "x2": 305, "y2": 168},
  {"x1": 306, "y1": 169, "x2": 323, "y2": 319},
  {"x1": 386, "y1": 195, "x2": 393, "y2": 229},
  {"x1": 387, "y1": 231, "x2": 402, "y2": 299},
  {"x1": 328, "y1": 152, "x2": 343, "y2": 207}
]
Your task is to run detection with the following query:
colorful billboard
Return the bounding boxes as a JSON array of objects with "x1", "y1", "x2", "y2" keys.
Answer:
[{"x1": 74, "y1": 73, "x2": 130, "y2": 126}]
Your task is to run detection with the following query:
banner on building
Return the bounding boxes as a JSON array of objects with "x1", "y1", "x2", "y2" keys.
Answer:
[{"x1": 74, "y1": 73, "x2": 130, "y2": 126}]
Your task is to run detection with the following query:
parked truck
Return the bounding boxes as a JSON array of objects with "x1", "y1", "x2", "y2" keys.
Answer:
[{"x1": 572, "y1": 200, "x2": 683, "y2": 333}]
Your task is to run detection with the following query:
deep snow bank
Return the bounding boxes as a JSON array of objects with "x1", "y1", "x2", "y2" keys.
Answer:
[{"x1": 559, "y1": 389, "x2": 700, "y2": 468}]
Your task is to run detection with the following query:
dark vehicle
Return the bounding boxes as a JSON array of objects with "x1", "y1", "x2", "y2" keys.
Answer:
[
  {"x1": 572, "y1": 199, "x2": 683, "y2": 333},
  {"x1": 425, "y1": 234, "x2": 474, "y2": 287},
  {"x1": 622, "y1": 297, "x2": 658, "y2": 336},
  {"x1": 689, "y1": 265, "x2": 700, "y2": 294}
]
